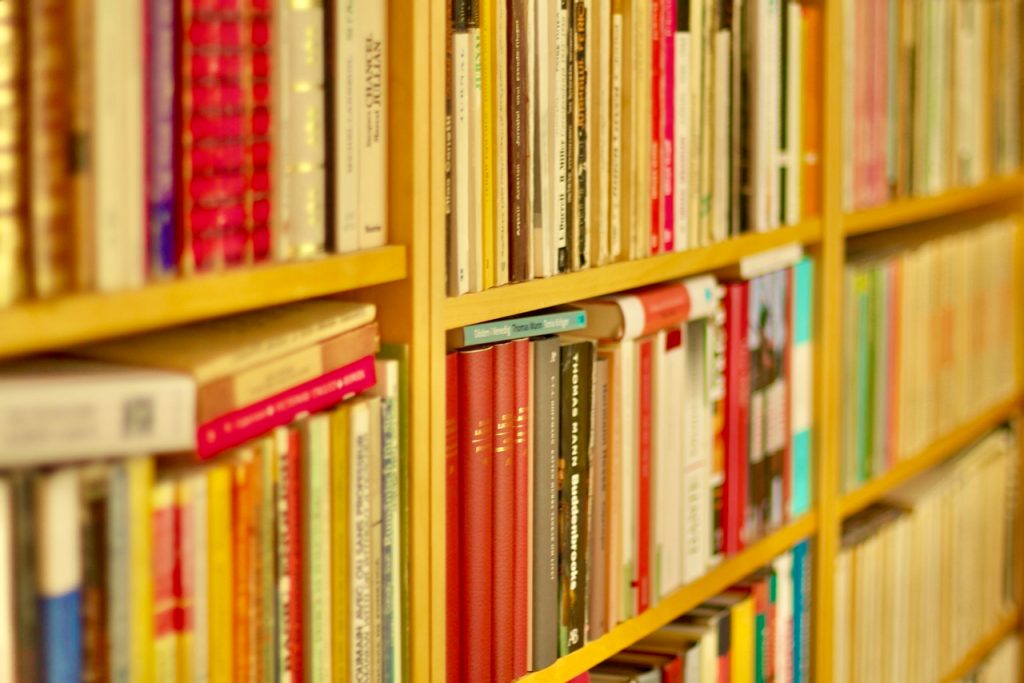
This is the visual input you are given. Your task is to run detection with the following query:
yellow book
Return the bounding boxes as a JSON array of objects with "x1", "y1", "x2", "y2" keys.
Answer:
[
  {"x1": 479, "y1": 0, "x2": 496, "y2": 289},
  {"x1": 730, "y1": 595, "x2": 755, "y2": 683},
  {"x1": 331, "y1": 404, "x2": 352, "y2": 679},
  {"x1": 207, "y1": 464, "x2": 233, "y2": 683},
  {"x1": 128, "y1": 457, "x2": 155, "y2": 683}
]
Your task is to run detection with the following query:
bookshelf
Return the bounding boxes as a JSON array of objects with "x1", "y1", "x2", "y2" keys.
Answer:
[{"x1": 939, "y1": 609, "x2": 1023, "y2": 683}]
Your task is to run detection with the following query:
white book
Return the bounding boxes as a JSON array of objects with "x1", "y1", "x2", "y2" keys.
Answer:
[
  {"x1": 554, "y1": 0, "x2": 571, "y2": 271},
  {"x1": 531, "y1": 0, "x2": 554, "y2": 278},
  {"x1": 653, "y1": 329, "x2": 682, "y2": 598},
  {"x1": 0, "y1": 359, "x2": 195, "y2": 465},
  {"x1": 349, "y1": 399, "x2": 373, "y2": 682},
  {"x1": 688, "y1": 0, "x2": 704, "y2": 247},
  {"x1": 452, "y1": 31, "x2": 473, "y2": 295},
  {"x1": 366, "y1": 398, "x2": 383, "y2": 680},
  {"x1": 712, "y1": 25, "x2": 731, "y2": 242},
  {"x1": 681, "y1": 320, "x2": 708, "y2": 584},
  {"x1": 673, "y1": 27, "x2": 690, "y2": 253},
  {"x1": 357, "y1": 2, "x2": 388, "y2": 249},
  {"x1": 469, "y1": 28, "x2": 485, "y2": 291},
  {"x1": 609, "y1": 7, "x2": 624, "y2": 260},
  {"x1": 594, "y1": 0, "x2": 611, "y2": 266},
  {"x1": 0, "y1": 479, "x2": 11, "y2": 683},
  {"x1": 94, "y1": 0, "x2": 144, "y2": 290},
  {"x1": 334, "y1": 0, "x2": 361, "y2": 253},
  {"x1": 494, "y1": 0, "x2": 510, "y2": 286},
  {"x1": 302, "y1": 414, "x2": 332, "y2": 681},
  {"x1": 699, "y1": 620, "x2": 718, "y2": 681},
  {"x1": 773, "y1": 552, "x2": 793, "y2": 683},
  {"x1": 784, "y1": 1, "x2": 802, "y2": 226}
]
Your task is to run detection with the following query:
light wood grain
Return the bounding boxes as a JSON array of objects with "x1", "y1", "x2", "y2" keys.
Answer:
[
  {"x1": 844, "y1": 173, "x2": 1024, "y2": 236},
  {"x1": 444, "y1": 220, "x2": 822, "y2": 329},
  {"x1": 938, "y1": 608, "x2": 1021, "y2": 683},
  {"x1": 838, "y1": 395, "x2": 1022, "y2": 519},
  {"x1": 515, "y1": 514, "x2": 819, "y2": 683},
  {"x1": 0, "y1": 246, "x2": 407, "y2": 360}
]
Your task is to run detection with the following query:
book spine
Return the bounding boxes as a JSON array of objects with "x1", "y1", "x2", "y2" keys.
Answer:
[
  {"x1": 508, "y1": 0, "x2": 531, "y2": 282},
  {"x1": 512, "y1": 338, "x2": 531, "y2": 677},
  {"x1": 682, "y1": 319, "x2": 710, "y2": 583},
  {"x1": 302, "y1": 416, "x2": 332, "y2": 681},
  {"x1": 792, "y1": 540, "x2": 809, "y2": 683},
  {"x1": 555, "y1": 0, "x2": 571, "y2": 272},
  {"x1": 146, "y1": 0, "x2": 177, "y2": 277},
  {"x1": 458, "y1": 346, "x2": 495, "y2": 679},
  {"x1": 494, "y1": 0, "x2": 510, "y2": 286},
  {"x1": 452, "y1": 3, "x2": 472, "y2": 294},
  {"x1": 248, "y1": 1, "x2": 273, "y2": 263},
  {"x1": 790, "y1": 258, "x2": 813, "y2": 518},
  {"x1": 662, "y1": 0, "x2": 675, "y2": 252},
  {"x1": 453, "y1": 309, "x2": 587, "y2": 347},
  {"x1": 276, "y1": 429, "x2": 303, "y2": 683},
  {"x1": 588, "y1": 356, "x2": 610, "y2": 639},
  {"x1": 10, "y1": 471, "x2": 39, "y2": 683},
  {"x1": 78, "y1": 466, "x2": 110, "y2": 683},
  {"x1": 0, "y1": 479, "x2": 12, "y2": 683},
  {"x1": 151, "y1": 479, "x2": 179, "y2": 683},
  {"x1": 366, "y1": 398, "x2": 383, "y2": 681},
  {"x1": 280, "y1": 2, "x2": 327, "y2": 257},
  {"x1": 636, "y1": 336, "x2": 652, "y2": 613},
  {"x1": 493, "y1": 342, "x2": 515, "y2": 681},
  {"x1": 357, "y1": 2, "x2": 387, "y2": 249},
  {"x1": 713, "y1": 3, "x2": 732, "y2": 241},
  {"x1": 593, "y1": 0, "x2": 611, "y2": 267},
  {"x1": 724, "y1": 282, "x2": 749, "y2": 553},
  {"x1": 531, "y1": 335, "x2": 560, "y2": 669},
  {"x1": 469, "y1": 13, "x2": 484, "y2": 292},
  {"x1": 572, "y1": 0, "x2": 590, "y2": 270},
  {"x1": 479, "y1": 0, "x2": 496, "y2": 289},
  {"x1": 445, "y1": 353, "x2": 462, "y2": 680},
  {"x1": 372, "y1": 360, "x2": 401, "y2": 681},
  {"x1": 558, "y1": 340, "x2": 593, "y2": 653},
  {"x1": 328, "y1": 406, "x2": 350, "y2": 679},
  {"x1": 0, "y1": 0, "x2": 25, "y2": 306},
  {"x1": 609, "y1": 2, "x2": 623, "y2": 260},
  {"x1": 195, "y1": 356, "x2": 377, "y2": 460},
  {"x1": 333, "y1": 0, "x2": 360, "y2": 253},
  {"x1": 36, "y1": 469, "x2": 83, "y2": 682},
  {"x1": 673, "y1": 5, "x2": 689, "y2": 252},
  {"x1": 649, "y1": 0, "x2": 662, "y2": 255},
  {"x1": 235, "y1": 454, "x2": 258, "y2": 681}
]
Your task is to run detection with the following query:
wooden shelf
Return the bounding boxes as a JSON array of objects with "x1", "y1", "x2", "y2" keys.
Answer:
[
  {"x1": 0, "y1": 245, "x2": 407, "y2": 359},
  {"x1": 445, "y1": 220, "x2": 821, "y2": 330},
  {"x1": 516, "y1": 512, "x2": 818, "y2": 683},
  {"x1": 844, "y1": 174, "x2": 1024, "y2": 237},
  {"x1": 939, "y1": 608, "x2": 1021, "y2": 682},
  {"x1": 839, "y1": 394, "x2": 1021, "y2": 520}
]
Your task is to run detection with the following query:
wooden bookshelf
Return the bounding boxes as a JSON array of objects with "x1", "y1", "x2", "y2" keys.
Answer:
[
  {"x1": 839, "y1": 394, "x2": 1023, "y2": 519},
  {"x1": 516, "y1": 513, "x2": 818, "y2": 683},
  {"x1": 844, "y1": 174, "x2": 1024, "y2": 237},
  {"x1": 0, "y1": 246, "x2": 407, "y2": 360},
  {"x1": 444, "y1": 219, "x2": 821, "y2": 329},
  {"x1": 939, "y1": 608, "x2": 1021, "y2": 683}
]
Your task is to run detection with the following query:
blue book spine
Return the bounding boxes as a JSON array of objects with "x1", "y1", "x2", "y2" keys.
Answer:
[
  {"x1": 146, "y1": 0, "x2": 177, "y2": 276},
  {"x1": 791, "y1": 541, "x2": 810, "y2": 683},
  {"x1": 458, "y1": 310, "x2": 588, "y2": 346},
  {"x1": 39, "y1": 591, "x2": 83, "y2": 683},
  {"x1": 790, "y1": 257, "x2": 814, "y2": 518}
]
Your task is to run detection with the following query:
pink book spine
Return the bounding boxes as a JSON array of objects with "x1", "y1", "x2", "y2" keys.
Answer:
[
  {"x1": 853, "y1": 0, "x2": 868, "y2": 208},
  {"x1": 650, "y1": 0, "x2": 662, "y2": 254},
  {"x1": 196, "y1": 355, "x2": 377, "y2": 459},
  {"x1": 662, "y1": 0, "x2": 675, "y2": 252},
  {"x1": 875, "y1": 0, "x2": 888, "y2": 206}
]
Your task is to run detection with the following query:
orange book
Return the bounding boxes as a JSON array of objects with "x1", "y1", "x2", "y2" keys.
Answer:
[
  {"x1": 801, "y1": 3, "x2": 823, "y2": 219},
  {"x1": 232, "y1": 449, "x2": 257, "y2": 681}
]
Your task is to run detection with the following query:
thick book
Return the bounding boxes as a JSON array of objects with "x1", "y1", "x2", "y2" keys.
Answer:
[
  {"x1": 444, "y1": 352, "x2": 462, "y2": 680},
  {"x1": 36, "y1": 469, "x2": 83, "y2": 682},
  {"x1": 512, "y1": 338, "x2": 531, "y2": 677},
  {"x1": 458, "y1": 345, "x2": 494, "y2": 679},
  {"x1": 493, "y1": 342, "x2": 516, "y2": 682},
  {"x1": 723, "y1": 282, "x2": 750, "y2": 553},
  {"x1": 558, "y1": 339, "x2": 594, "y2": 654},
  {"x1": 531, "y1": 335, "x2": 561, "y2": 669},
  {"x1": 576, "y1": 282, "x2": 694, "y2": 341},
  {"x1": 0, "y1": 359, "x2": 195, "y2": 464},
  {"x1": 349, "y1": 398, "x2": 376, "y2": 681},
  {"x1": 448, "y1": 308, "x2": 587, "y2": 347}
]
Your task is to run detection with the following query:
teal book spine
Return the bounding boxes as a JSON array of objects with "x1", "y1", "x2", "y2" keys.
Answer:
[
  {"x1": 453, "y1": 309, "x2": 587, "y2": 346},
  {"x1": 790, "y1": 257, "x2": 813, "y2": 518}
]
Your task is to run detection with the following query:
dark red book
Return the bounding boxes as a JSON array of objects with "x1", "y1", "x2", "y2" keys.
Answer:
[
  {"x1": 458, "y1": 346, "x2": 494, "y2": 681},
  {"x1": 636, "y1": 336, "x2": 654, "y2": 613},
  {"x1": 650, "y1": 0, "x2": 662, "y2": 255},
  {"x1": 512, "y1": 338, "x2": 531, "y2": 677},
  {"x1": 723, "y1": 282, "x2": 750, "y2": 554},
  {"x1": 492, "y1": 342, "x2": 515, "y2": 683},
  {"x1": 445, "y1": 353, "x2": 461, "y2": 682}
]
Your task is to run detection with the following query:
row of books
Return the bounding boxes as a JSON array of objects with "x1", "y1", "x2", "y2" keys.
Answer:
[
  {"x1": 840, "y1": 218, "x2": 1018, "y2": 493},
  {"x1": 834, "y1": 427, "x2": 1019, "y2": 683},
  {"x1": 959, "y1": 636, "x2": 1021, "y2": 683},
  {"x1": 445, "y1": 255, "x2": 813, "y2": 680},
  {"x1": 576, "y1": 542, "x2": 811, "y2": 683},
  {"x1": 841, "y1": 0, "x2": 1022, "y2": 210},
  {"x1": 0, "y1": 300, "x2": 385, "y2": 464},
  {"x1": 0, "y1": 2, "x2": 389, "y2": 308},
  {"x1": 445, "y1": 0, "x2": 823, "y2": 295},
  {"x1": 0, "y1": 379, "x2": 407, "y2": 683}
]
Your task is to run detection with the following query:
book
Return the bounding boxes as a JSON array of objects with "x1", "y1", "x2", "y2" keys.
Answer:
[
  {"x1": 0, "y1": 479, "x2": 11, "y2": 683},
  {"x1": 275, "y1": 428, "x2": 302, "y2": 682},
  {"x1": 334, "y1": 0, "x2": 361, "y2": 253},
  {"x1": 451, "y1": 0, "x2": 474, "y2": 295},
  {"x1": 558, "y1": 338, "x2": 594, "y2": 654},
  {"x1": 145, "y1": 0, "x2": 177, "y2": 278},
  {"x1": 151, "y1": 477, "x2": 180, "y2": 682},
  {"x1": 357, "y1": 3, "x2": 388, "y2": 249},
  {"x1": 508, "y1": 0, "x2": 532, "y2": 282},
  {"x1": 447, "y1": 308, "x2": 587, "y2": 347},
  {"x1": 0, "y1": 359, "x2": 195, "y2": 464},
  {"x1": 0, "y1": 0, "x2": 25, "y2": 307},
  {"x1": 531, "y1": 335, "x2": 561, "y2": 670},
  {"x1": 789, "y1": 257, "x2": 813, "y2": 518},
  {"x1": 512, "y1": 338, "x2": 531, "y2": 677},
  {"x1": 301, "y1": 414, "x2": 332, "y2": 680},
  {"x1": 349, "y1": 397, "x2": 376, "y2": 681},
  {"x1": 493, "y1": 342, "x2": 516, "y2": 681},
  {"x1": 444, "y1": 352, "x2": 462, "y2": 680},
  {"x1": 722, "y1": 281, "x2": 749, "y2": 552}
]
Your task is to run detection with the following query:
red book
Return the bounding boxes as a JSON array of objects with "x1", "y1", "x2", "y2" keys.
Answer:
[
  {"x1": 512, "y1": 339, "x2": 531, "y2": 677},
  {"x1": 636, "y1": 336, "x2": 654, "y2": 613},
  {"x1": 662, "y1": 0, "x2": 675, "y2": 252},
  {"x1": 284, "y1": 428, "x2": 304, "y2": 683},
  {"x1": 458, "y1": 346, "x2": 494, "y2": 681},
  {"x1": 152, "y1": 481, "x2": 180, "y2": 646},
  {"x1": 196, "y1": 355, "x2": 376, "y2": 459},
  {"x1": 723, "y1": 283, "x2": 750, "y2": 554},
  {"x1": 650, "y1": 0, "x2": 662, "y2": 254},
  {"x1": 492, "y1": 342, "x2": 515, "y2": 683},
  {"x1": 232, "y1": 455, "x2": 256, "y2": 681},
  {"x1": 445, "y1": 353, "x2": 461, "y2": 682}
]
